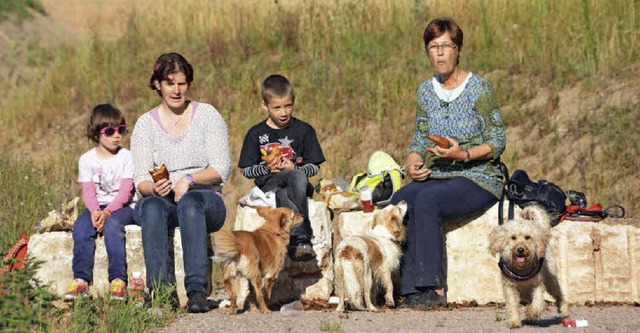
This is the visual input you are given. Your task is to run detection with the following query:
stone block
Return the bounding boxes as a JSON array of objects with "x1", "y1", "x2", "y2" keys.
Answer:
[
  {"x1": 337, "y1": 203, "x2": 640, "y2": 305},
  {"x1": 232, "y1": 200, "x2": 333, "y2": 305},
  {"x1": 27, "y1": 225, "x2": 194, "y2": 306},
  {"x1": 551, "y1": 219, "x2": 640, "y2": 303}
]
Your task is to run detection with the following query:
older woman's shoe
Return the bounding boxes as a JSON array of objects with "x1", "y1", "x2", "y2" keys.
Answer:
[{"x1": 398, "y1": 289, "x2": 447, "y2": 309}]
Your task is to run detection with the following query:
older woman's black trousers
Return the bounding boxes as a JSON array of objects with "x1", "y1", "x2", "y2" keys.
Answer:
[{"x1": 390, "y1": 177, "x2": 496, "y2": 295}]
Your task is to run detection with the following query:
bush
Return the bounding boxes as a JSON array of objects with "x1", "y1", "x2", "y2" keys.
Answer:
[{"x1": 0, "y1": 258, "x2": 59, "y2": 331}]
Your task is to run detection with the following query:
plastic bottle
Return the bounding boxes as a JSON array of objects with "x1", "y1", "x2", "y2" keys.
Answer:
[
  {"x1": 129, "y1": 271, "x2": 146, "y2": 306},
  {"x1": 280, "y1": 300, "x2": 304, "y2": 316},
  {"x1": 360, "y1": 185, "x2": 374, "y2": 213}
]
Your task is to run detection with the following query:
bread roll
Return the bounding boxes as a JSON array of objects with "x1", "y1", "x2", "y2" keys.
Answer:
[
  {"x1": 261, "y1": 146, "x2": 282, "y2": 164},
  {"x1": 427, "y1": 134, "x2": 450, "y2": 149},
  {"x1": 149, "y1": 164, "x2": 169, "y2": 182}
]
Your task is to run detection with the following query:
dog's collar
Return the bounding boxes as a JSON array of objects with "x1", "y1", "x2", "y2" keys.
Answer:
[{"x1": 498, "y1": 257, "x2": 544, "y2": 281}]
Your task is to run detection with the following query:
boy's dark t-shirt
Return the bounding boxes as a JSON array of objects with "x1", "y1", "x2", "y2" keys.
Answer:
[{"x1": 238, "y1": 117, "x2": 325, "y2": 187}]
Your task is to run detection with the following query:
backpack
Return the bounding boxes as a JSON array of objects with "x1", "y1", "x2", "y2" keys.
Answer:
[
  {"x1": 349, "y1": 151, "x2": 404, "y2": 207},
  {"x1": 498, "y1": 165, "x2": 567, "y2": 226},
  {"x1": 1, "y1": 232, "x2": 29, "y2": 275}
]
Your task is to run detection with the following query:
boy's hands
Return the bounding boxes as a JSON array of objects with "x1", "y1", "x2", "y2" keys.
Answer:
[
  {"x1": 266, "y1": 156, "x2": 295, "y2": 173},
  {"x1": 279, "y1": 158, "x2": 295, "y2": 170}
]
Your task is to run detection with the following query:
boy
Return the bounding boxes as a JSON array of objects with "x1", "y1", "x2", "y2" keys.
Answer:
[{"x1": 238, "y1": 74, "x2": 325, "y2": 262}]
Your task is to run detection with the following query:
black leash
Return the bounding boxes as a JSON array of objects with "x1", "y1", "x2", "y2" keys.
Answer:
[{"x1": 497, "y1": 161, "x2": 510, "y2": 225}]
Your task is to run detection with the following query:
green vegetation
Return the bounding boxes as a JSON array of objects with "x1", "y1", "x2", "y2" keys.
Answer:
[
  {"x1": 0, "y1": 0, "x2": 638, "y2": 330},
  {"x1": 0, "y1": 259, "x2": 58, "y2": 331},
  {"x1": 320, "y1": 319, "x2": 343, "y2": 332},
  {"x1": 0, "y1": 0, "x2": 45, "y2": 22},
  {"x1": 0, "y1": 259, "x2": 181, "y2": 332}
]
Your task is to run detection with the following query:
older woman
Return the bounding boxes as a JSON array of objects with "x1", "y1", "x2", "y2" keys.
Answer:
[
  {"x1": 391, "y1": 18, "x2": 506, "y2": 308},
  {"x1": 131, "y1": 52, "x2": 230, "y2": 313}
]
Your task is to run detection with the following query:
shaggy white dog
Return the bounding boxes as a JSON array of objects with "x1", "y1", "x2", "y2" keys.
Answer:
[{"x1": 489, "y1": 206, "x2": 569, "y2": 328}]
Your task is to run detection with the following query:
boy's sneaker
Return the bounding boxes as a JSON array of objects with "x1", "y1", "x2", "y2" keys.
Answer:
[
  {"x1": 109, "y1": 278, "x2": 127, "y2": 300},
  {"x1": 288, "y1": 238, "x2": 315, "y2": 262},
  {"x1": 64, "y1": 278, "x2": 91, "y2": 302},
  {"x1": 187, "y1": 291, "x2": 211, "y2": 313}
]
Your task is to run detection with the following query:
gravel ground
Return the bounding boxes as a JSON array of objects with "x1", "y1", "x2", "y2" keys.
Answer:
[{"x1": 155, "y1": 300, "x2": 640, "y2": 333}]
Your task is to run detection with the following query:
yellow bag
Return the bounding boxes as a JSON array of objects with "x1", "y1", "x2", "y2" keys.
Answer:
[{"x1": 350, "y1": 151, "x2": 404, "y2": 206}]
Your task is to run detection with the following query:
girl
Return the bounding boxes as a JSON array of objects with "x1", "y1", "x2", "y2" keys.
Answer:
[{"x1": 64, "y1": 104, "x2": 138, "y2": 301}]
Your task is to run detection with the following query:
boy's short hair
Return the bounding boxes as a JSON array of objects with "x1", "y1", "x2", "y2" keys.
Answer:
[
  {"x1": 261, "y1": 74, "x2": 295, "y2": 105},
  {"x1": 87, "y1": 104, "x2": 126, "y2": 144},
  {"x1": 148, "y1": 52, "x2": 194, "y2": 96}
]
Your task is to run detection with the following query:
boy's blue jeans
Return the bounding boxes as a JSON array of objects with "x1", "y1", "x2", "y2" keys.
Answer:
[
  {"x1": 390, "y1": 177, "x2": 497, "y2": 295},
  {"x1": 134, "y1": 188, "x2": 226, "y2": 295},
  {"x1": 259, "y1": 169, "x2": 313, "y2": 242},
  {"x1": 72, "y1": 205, "x2": 136, "y2": 284}
]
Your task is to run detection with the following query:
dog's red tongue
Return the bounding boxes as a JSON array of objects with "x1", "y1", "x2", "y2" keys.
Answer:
[{"x1": 517, "y1": 257, "x2": 525, "y2": 263}]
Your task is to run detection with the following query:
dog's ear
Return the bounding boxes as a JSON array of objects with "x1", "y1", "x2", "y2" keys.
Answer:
[
  {"x1": 276, "y1": 209, "x2": 294, "y2": 228},
  {"x1": 371, "y1": 215, "x2": 379, "y2": 230},
  {"x1": 396, "y1": 200, "x2": 408, "y2": 217},
  {"x1": 534, "y1": 226, "x2": 550, "y2": 258},
  {"x1": 393, "y1": 217, "x2": 407, "y2": 243},
  {"x1": 488, "y1": 226, "x2": 504, "y2": 255},
  {"x1": 521, "y1": 206, "x2": 552, "y2": 228},
  {"x1": 256, "y1": 206, "x2": 272, "y2": 218}
]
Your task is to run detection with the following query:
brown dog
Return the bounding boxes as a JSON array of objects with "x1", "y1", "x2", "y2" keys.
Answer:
[{"x1": 213, "y1": 206, "x2": 303, "y2": 314}]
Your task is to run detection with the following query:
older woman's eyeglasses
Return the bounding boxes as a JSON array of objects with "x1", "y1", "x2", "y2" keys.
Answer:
[
  {"x1": 427, "y1": 43, "x2": 457, "y2": 53},
  {"x1": 100, "y1": 124, "x2": 128, "y2": 136}
]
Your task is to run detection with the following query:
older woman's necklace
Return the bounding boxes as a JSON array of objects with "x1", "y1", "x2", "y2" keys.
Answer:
[{"x1": 440, "y1": 71, "x2": 459, "y2": 107}]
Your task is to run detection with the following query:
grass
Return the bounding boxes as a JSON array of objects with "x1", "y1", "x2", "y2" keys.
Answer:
[
  {"x1": 0, "y1": 0, "x2": 45, "y2": 22},
  {"x1": 319, "y1": 319, "x2": 343, "y2": 332},
  {"x1": 0, "y1": 0, "x2": 639, "y2": 330},
  {"x1": 0, "y1": 258, "x2": 182, "y2": 332}
]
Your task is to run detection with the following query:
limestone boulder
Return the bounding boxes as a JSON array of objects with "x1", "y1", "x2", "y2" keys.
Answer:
[
  {"x1": 28, "y1": 225, "x2": 194, "y2": 306},
  {"x1": 551, "y1": 219, "x2": 640, "y2": 303},
  {"x1": 231, "y1": 200, "x2": 333, "y2": 305}
]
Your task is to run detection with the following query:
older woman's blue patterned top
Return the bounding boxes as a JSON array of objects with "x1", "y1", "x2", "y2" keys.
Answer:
[{"x1": 408, "y1": 73, "x2": 507, "y2": 198}]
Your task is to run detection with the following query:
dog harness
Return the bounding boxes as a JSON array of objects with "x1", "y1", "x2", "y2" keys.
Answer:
[{"x1": 498, "y1": 258, "x2": 544, "y2": 281}]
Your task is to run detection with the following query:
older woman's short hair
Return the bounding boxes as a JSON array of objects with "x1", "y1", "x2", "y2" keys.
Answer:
[{"x1": 423, "y1": 17, "x2": 464, "y2": 53}]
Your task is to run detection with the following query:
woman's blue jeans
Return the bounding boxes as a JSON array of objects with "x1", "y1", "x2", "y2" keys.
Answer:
[
  {"x1": 390, "y1": 177, "x2": 497, "y2": 295},
  {"x1": 72, "y1": 205, "x2": 136, "y2": 283},
  {"x1": 135, "y1": 188, "x2": 226, "y2": 295}
]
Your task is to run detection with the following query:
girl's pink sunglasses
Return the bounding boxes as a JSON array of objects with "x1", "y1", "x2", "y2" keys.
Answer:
[{"x1": 100, "y1": 124, "x2": 128, "y2": 136}]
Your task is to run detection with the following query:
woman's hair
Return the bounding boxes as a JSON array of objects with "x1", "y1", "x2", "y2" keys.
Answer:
[
  {"x1": 423, "y1": 17, "x2": 464, "y2": 62},
  {"x1": 87, "y1": 104, "x2": 126, "y2": 144},
  {"x1": 148, "y1": 52, "x2": 194, "y2": 96},
  {"x1": 261, "y1": 74, "x2": 295, "y2": 105}
]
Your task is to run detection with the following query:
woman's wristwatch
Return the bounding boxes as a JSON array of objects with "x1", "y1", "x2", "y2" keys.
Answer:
[{"x1": 185, "y1": 173, "x2": 195, "y2": 186}]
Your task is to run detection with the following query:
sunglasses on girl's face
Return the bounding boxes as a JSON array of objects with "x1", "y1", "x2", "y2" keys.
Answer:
[{"x1": 100, "y1": 124, "x2": 128, "y2": 136}]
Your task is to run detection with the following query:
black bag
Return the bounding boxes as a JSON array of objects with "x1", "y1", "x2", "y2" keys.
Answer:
[{"x1": 498, "y1": 166, "x2": 567, "y2": 226}]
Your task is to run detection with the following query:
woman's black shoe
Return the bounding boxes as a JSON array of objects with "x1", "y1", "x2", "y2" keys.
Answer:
[
  {"x1": 398, "y1": 289, "x2": 447, "y2": 309},
  {"x1": 187, "y1": 291, "x2": 211, "y2": 313}
]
